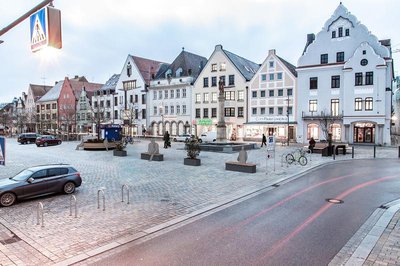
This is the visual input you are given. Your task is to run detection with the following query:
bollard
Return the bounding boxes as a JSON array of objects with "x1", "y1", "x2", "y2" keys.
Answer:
[
  {"x1": 37, "y1": 202, "x2": 44, "y2": 227},
  {"x1": 333, "y1": 149, "x2": 336, "y2": 160},
  {"x1": 97, "y1": 189, "x2": 105, "y2": 211},
  {"x1": 374, "y1": 145, "x2": 376, "y2": 158},
  {"x1": 121, "y1": 184, "x2": 130, "y2": 204},
  {"x1": 398, "y1": 146, "x2": 400, "y2": 158},
  {"x1": 352, "y1": 146, "x2": 354, "y2": 159},
  {"x1": 70, "y1": 195, "x2": 77, "y2": 218}
]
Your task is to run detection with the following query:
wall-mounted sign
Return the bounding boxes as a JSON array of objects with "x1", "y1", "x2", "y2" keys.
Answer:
[
  {"x1": 0, "y1": 137, "x2": 5, "y2": 166},
  {"x1": 30, "y1": 6, "x2": 62, "y2": 52},
  {"x1": 197, "y1": 119, "x2": 213, "y2": 125}
]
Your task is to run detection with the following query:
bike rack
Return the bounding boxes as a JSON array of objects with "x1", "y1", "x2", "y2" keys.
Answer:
[
  {"x1": 97, "y1": 189, "x2": 105, "y2": 211},
  {"x1": 121, "y1": 184, "x2": 130, "y2": 204},
  {"x1": 281, "y1": 153, "x2": 289, "y2": 167},
  {"x1": 36, "y1": 202, "x2": 44, "y2": 227},
  {"x1": 70, "y1": 195, "x2": 78, "y2": 218}
]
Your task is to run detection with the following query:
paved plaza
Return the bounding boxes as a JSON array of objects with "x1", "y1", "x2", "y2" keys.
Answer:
[{"x1": 0, "y1": 138, "x2": 399, "y2": 265}]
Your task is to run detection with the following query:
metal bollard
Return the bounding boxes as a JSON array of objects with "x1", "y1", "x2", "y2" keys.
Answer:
[
  {"x1": 398, "y1": 146, "x2": 400, "y2": 158},
  {"x1": 121, "y1": 184, "x2": 130, "y2": 204},
  {"x1": 352, "y1": 146, "x2": 354, "y2": 158},
  {"x1": 97, "y1": 189, "x2": 105, "y2": 211},
  {"x1": 374, "y1": 145, "x2": 376, "y2": 158},
  {"x1": 37, "y1": 202, "x2": 44, "y2": 227},
  {"x1": 70, "y1": 195, "x2": 77, "y2": 218}
]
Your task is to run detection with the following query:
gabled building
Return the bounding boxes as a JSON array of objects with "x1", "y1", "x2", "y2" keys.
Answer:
[
  {"x1": 297, "y1": 3, "x2": 394, "y2": 145},
  {"x1": 115, "y1": 55, "x2": 165, "y2": 136},
  {"x1": 25, "y1": 84, "x2": 52, "y2": 132},
  {"x1": 247, "y1": 49, "x2": 297, "y2": 142},
  {"x1": 192, "y1": 44, "x2": 259, "y2": 140},
  {"x1": 148, "y1": 48, "x2": 207, "y2": 136}
]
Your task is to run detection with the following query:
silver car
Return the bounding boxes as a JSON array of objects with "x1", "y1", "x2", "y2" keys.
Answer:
[{"x1": 0, "y1": 164, "x2": 82, "y2": 207}]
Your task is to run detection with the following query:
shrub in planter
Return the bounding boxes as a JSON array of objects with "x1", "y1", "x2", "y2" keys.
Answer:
[
  {"x1": 113, "y1": 141, "x2": 127, "y2": 156},
  {"x1": 184, "y1": 139, "x2": 201, "y2": 166}
]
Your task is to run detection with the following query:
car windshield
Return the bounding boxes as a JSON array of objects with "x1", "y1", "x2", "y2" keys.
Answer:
[{"x1": 11, "y1": 169, "x2": 34, "y2": 181}]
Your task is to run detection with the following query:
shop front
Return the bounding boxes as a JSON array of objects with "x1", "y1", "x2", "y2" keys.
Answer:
[{"x1": 353, "y1": 122, "x2": 375, "y2": 144}]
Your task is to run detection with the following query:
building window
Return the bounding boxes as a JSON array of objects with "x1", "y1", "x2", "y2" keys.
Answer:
[
  {"x1": 211, "y1": 76, "x2": 217, "y2": 87},
  {"x1": 164, "y1": 90, "x2": 168, "y2": 99},
  {"x1": 277, "y1": 107, "x2": 283, "y2": 115},
  {"x1": 269, "y1": 73, "x2": 274, "y2": 81},
  {"x1": 277, "y1": 73, "x2": 283, "y2": 80},
  {"x1": 106, "y1": 100, "x2": 111, "y2": 107},
  {"x1": 182, "y1": 105, "x2": 186, "y2": 114},
  {"x1": 238, "y1": 107, "x2": 244, "y2": 117},
  {"x1": 220, "y1": 76, "x2": 226, "y2": 86},
  {"x1": 182, "y1": 89, "x2": 186, "y2": 98},
  {"x1": 46, "y1": 104, "x2": 50, "y2": 110},
  {"x1": 269, "y1": 61, "x2": 274, "y2": 68},
  {"x1": 261, "y1": 74, "x2": 267, "y2": 81},
  {"x1": 114, "y1": 110, "x2": 118, "y2": 118},
  {"x1": 203, "y1": 77, "x2": 209, "y2": 87},
  {"x1": 176, "y1": 89, "x2": 180, "y2": 98},
  {"x1": 142, "y1": 94, "x2": 146, "y2": 104},
  {"x1": 331, "y1": 75, "x2": 340, "y2": 88},
  {"x1": 170, "y1": 106, "x2": 174, "y2": 114},
  {"x1": 310, "y1": 77, "x2": 318, "y2": 89},
  {"x1": 252, "y1": 108, "x2": 257, "y2": 115},
  {"x1": 260, "y1": 90, "x2": 266, "y2": 97},
  {"x1": 220, "y1": 63, "x2": 226, "y2": 71},
  {"x1": 211, "y1": 64, "x2": 217, "y2": 72},
  {"x1": 238, "y1": 91, "x2": 244, "y2": 101},
  {"x1": 309, "y1": 100, "x2": 317, "y2": 112},
  {"x1": 127, "y1": 63, "x2": 132, "y2": 77},
  {"x1": 252, "y1": 91, "x2": 257, "y2": 98},
  {"x1": 307, "y1": 124, "x2": 319, "y2": 140},
  {"x1": 336, "y1": 52, "x2": 345, "y2": 62},
  {"x1": 211, "y1": 108, "x2": 217, "y2": 118},
  {"x1": 365, "y1": 97, "x2": 373, "y2": 111},
  {"x1": 94, "y1": 102, "x2": 98, "y2": 108},
  {"x1": 355, "y1": 73, "x2": 363, "y2": 86},
  {"x1": 154, "y1": 106, "x2": 158, "y2": 115},
  {"x1": 228, "y1": 75, "x2": 235, "y2": 86},
  {"x1": 203, "y1": 93, "x2": 209, "y2": 103},
  {"x1": 203, "y1": 108, "x2": 209, "y2": 118},
  {"x1": 345, "y1": 28, "x2": 350, "y2": 36},
  {"x1": 195, "y1": 108, "x2": 201, "y2": 118},
  {"x1": 260, "y1": 107, "x2": 265, "y2": 115},
  {"x1": 212, "y1": 92, "x2": 217, "y2": 102},
  {"x1": 114, "y1": 97, "x2": 118, "y2": 106},
  {"x1": 123, "y1": 80, "x2": 136, "y2": 90},
  {"x1": 176, "y1": 105, "x2": 180, "y2": 114},
  {"x1": 269, "y1": 107, "x2": 274, "y2": 115},
  {"x1": 331, "y1": 99, "x2": 339, "y2": 116},
  {"x1": 158, "y1": 91, "x2": 162, "y2": 99},
  {"x1": 278, "y1": 89, "x2": 283, "y2": 96},
  {"x1": 225, "y1": 91, "x2": 235, "y2": 101},
  {"x1": 287, "y1": 88, "x2": 293, "y2": 96},
  {"x1": 355, "y1": 98, "x2": 363, "y2": 111},
  {"x1": 170, "y1": 90, "x2": 174, "y2": 99},
  {"x1": 224, "y1": 107, "x2": 235, "y2": 117},
  {"x1": 288, "y1": 107, "x2": 293, "y2": 115},
  {"x1": 153, "y1": 91, "x2": 157, "y2": 100},
  {"x1": 195, "y1": 93, "x2": 201, "y2": 103},
  {"x1": 365, "y1": 72, "x2": 373, "y2": 85},
  {"x1": 338, "y1": 27, "x2": 343, "y2": 37},
  {"x1": 165, "y1": 106, "x2": 168, "y2": 114},
  {"x1": 332, "y1": 31, "x2": 336, "y2": 38},
  {"x1": 142, "y1": 109, "x2": 146, "y2": 119},
  {"x1": 321, "y1": 54, "x2": 328, "y2": 64}
]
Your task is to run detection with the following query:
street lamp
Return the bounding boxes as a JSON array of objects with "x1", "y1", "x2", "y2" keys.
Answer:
[
  {"x1": 285, "y1": 94, "x2": 292, "y2": 146},
  {"x1": 159, "y1": 105, "x2": 164, "y2": 135}
]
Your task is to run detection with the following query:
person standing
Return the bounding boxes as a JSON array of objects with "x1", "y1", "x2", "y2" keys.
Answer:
[
  {"x1": 163, "y1": 131, "x2": 171, "y2": 149},
  {"x1": 261, "y1": 134, "x2": 267, "y2": 147},
  {"x1": 309, "y1": 137, "x2": 316, "y2": 153}
]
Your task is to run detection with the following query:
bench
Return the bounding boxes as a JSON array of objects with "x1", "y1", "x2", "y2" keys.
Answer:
[
  {"x1": 335, "y1": 144, "x2": 348, "y2": 155},
  {"x1": 140, "y1": 153, "x2": 164, "y2": 161},
  {"x1": 225, "y1": 161, "x2": 256, "y2": 173}
]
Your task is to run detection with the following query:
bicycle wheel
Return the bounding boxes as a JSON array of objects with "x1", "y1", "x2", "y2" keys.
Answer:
[
  {"x1": 298, "y1": 156, "x2": 307, "y2": 166},
  {"x1": 286, "y1": 154, "x2": 295, "y2": 164}
]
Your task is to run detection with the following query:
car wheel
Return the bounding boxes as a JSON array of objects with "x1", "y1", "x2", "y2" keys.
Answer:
[
  {"x1": 58, "y1": 141, "x2": 61, "y2": 145},
  {"x1": 36, "y1": 144, "x2": 40, "y2": 147},
  {"x1": 0, "y1": 192, "x2": 16, "y2": 207},
  {"x1": 198, "y1": 139, "x2": 202, "y2": 143},
  {"x1": 63, "y1": 182, "x2": 76, "y2": 194},
  {"x1": 44, "y1": 142, "x2": 48, "y2": 147},
  {"x1": 173, "y1": 138, "x2": 177, "y2": 142}
]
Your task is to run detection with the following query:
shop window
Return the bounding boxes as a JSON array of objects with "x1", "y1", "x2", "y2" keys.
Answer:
[{"x1": 307, "y1": 124, "x2": 319, "y2": 140}]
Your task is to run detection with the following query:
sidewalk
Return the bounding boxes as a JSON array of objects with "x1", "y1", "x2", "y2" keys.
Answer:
[{"x1": 0, "y1": 139, "x2": 398, "y2": 265}]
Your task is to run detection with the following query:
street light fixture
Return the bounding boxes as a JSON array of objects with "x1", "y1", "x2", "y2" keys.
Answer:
[
  {"x1": 159, "y1": 105, "x2": 164, "y2": 135},
  {"x1": 286, "y1": 94, "x2": 292, "y2": 146}
]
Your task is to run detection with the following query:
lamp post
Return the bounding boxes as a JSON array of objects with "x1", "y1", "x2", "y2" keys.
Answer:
[
  {"x1": 285, "y1": 94, "x2": 291, "y2": 146},
  {"x1": 159, "y1": 105, "x2": 164, "y2": 135}
]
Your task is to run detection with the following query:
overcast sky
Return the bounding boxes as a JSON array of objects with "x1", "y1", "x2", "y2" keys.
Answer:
[{"x1": 0, "y1": 0, "x2": 399, "y2": 103}]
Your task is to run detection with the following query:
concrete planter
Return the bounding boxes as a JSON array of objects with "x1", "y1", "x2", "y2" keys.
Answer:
[
  {"x1": 184, "y1": 158, "x2": 201, "y2": 166},
  {"x1": 113, "y1": 150, "x2": 127, "y2": 157}
]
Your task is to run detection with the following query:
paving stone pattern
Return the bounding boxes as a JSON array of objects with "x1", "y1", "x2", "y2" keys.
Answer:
[{"x1": 0, "y1": 138, "x2": 398, "y2": 265}]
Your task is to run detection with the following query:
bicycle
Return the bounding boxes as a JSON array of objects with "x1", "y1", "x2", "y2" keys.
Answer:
[{"x1": 286, "y1": 148, "x2": 308, "y2": 166}]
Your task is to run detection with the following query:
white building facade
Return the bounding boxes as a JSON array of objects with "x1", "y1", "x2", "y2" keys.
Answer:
[
  {"x1": 247, "y1": 49, "x2": 297, "y2": 142},
  {"x1": 297, "y1": 4, "x2": 394, "y2": 145}
]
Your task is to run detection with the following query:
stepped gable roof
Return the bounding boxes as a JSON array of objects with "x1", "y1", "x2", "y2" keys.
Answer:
[
  {"x1": 131, "y1": 55, "x2": 166, "y2": 84},
  {"x1": 69, "y1": 76, "x2": 103, "y2": 100},
  {"x1": 37, "y1": 81, "x2": 64, "y2": 102},
  {"x1": 223, "y1": 49, "x2": 259, "y2": 81},
  {"x1": 29, "y1": 84, "x2": 53, "y2": 101},
  {"x1": 155, "y1": 49, "x2": 207, "y2": 80},
  {"x1": 100, "y1": 74, "x2": 120, "y2": 91},
  {"x1": 277, "y1": 56, "x2": 297, "y2": 77}
]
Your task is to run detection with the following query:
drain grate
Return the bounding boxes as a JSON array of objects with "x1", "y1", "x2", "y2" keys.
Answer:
[
  {"x1": 0, "y1": 234, "x2": 21, "y2": 245},
  {"x1": 326, "y1": 198, "x2": 344, "y2": 204}
]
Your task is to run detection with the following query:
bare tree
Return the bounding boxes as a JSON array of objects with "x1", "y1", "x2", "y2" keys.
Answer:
[
  {"x1": 318, "y1": 111, "x2": 337, "y2": 141},
  {"x1": 59, "y1": 104, "x2": 76, "y2": 141},
  {"x1": 123, "y1": 105, "x2": 142, "y2": 136}
]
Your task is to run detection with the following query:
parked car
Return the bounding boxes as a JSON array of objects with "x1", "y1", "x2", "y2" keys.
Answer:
[
  {"x1": 198, "y1": 132, "x2": 217, "y2": 143},
  {"x1": 17, "y1": 133, "x2": 39, "y2": 144},
  {"x1": 36, "y1": 135, "x2": 62, "y2": 147},
  {"x1": 173, "y1": 134, "x2": 194, "y2": 142},
  {"x1": 0, "y1": 164, "x2": 82, "y2": 207}
]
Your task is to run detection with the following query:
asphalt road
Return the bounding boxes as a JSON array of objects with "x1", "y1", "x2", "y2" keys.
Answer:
[{"x1": 85, "y1": 159, "x2": 400, "y2": 266}]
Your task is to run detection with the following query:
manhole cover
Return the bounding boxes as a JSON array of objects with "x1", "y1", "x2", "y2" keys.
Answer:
[{"x1": 326, "y1": 198, "x2": 344, "y2": 204}]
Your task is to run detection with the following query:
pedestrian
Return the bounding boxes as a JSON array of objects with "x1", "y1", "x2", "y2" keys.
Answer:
[
  {"x1": 163, "y1": 131, "x2": 171, "y2": 149},
  {"x1": 309, "y1": 137, "x2": 316, "y2": 153},
  {"x1": 261, "y1": 134, "x2": 267, "y2": 147}
]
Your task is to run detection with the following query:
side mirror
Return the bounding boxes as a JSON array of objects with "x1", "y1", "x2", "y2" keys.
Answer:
[{"x1": 27, "y1": 177, "x2": 34, "y2": 183}]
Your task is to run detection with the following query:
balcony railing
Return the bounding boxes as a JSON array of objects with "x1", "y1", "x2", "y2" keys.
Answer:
[{"x1": 302, "y1": 111, "x2": 343, "y2": 119}]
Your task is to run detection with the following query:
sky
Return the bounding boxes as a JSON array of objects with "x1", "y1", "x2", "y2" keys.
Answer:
[{"x1": 0, "y1": 0, "x2": 399, "y2": 103}]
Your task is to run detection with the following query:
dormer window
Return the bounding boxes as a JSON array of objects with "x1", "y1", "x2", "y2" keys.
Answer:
[
  {"x1": 338, "y1": 27, "x2": 343, "y2": 37},
  {"x1": 165, "y1": 69, "x2": 172, "y2": 79},
  {"x1": 332, "y1": 31, "x2": 336, "y2": 38},
  {"x1": 176, "y1": 68, "x2": 183, "y2": 78},
  {"x1": 345, "y1": 29, "x2": 350, "y2": 36}
]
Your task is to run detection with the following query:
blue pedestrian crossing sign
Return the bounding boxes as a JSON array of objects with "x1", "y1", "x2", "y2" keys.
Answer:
[
  {"x1": 0, "y1": 137, "x2": 5, "y2": 166},
  {"x1": 30, "y1": 6, "x2": 62, "y2": 52}
]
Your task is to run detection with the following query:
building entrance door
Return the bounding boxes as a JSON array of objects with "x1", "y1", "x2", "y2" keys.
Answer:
[{"x1": 353, "y1": 123, "x2": 375, "y2": 143}]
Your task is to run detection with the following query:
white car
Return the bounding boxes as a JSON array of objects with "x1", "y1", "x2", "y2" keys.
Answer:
[{"x1": 173, "y1": 134, "x2": 194, "y2": 142}]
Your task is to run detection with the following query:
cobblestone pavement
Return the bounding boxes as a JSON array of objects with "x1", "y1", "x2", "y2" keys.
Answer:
[{"x1": 0, "y1": 138, "x2": 398, "y2": 265}]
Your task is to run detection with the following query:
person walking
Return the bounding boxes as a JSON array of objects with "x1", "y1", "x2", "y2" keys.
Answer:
[
  {"x1": 261, "y1": 134, "x2": 267, "y2": 147},
  {"x1": 163, "y1": 131, "x2": 171, "y2": 149},
  {"x1": 309, "y1": 137, "x2": 316, "y2": 153}
]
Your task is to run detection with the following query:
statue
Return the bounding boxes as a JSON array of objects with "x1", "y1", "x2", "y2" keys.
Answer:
[
  {"x1": 218, "y1": 77, "x2": 224, "y2": 94},
  {"x1": 148, "y1": 138, "x2": 159, "y2": 161},
  {"x1": 237, "y1": 146, "x2": 248, "y2": 164}
]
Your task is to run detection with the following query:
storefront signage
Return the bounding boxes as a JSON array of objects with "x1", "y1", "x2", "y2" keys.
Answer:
[
  {"x1": 197, "y1": 119, "x2": 213, "y2": 125},
  {"x1": 256, "y1": 116, "x2": 288, "y2": 122},
  {"x1": 354, "y1": 122, "x2": 375, "y2": 128},
  {"x1": 0, "y1": 137, "x2": 5, "y2": 166}
]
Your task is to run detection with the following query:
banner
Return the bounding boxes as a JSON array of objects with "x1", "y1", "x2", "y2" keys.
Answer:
[{"x1": 0, "y1": 137, "x2": 5, "y2": 166}]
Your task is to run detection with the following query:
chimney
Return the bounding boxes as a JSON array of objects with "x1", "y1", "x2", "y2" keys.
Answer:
[
  {"x1": 307, "y1": 33, "x2": 315, "y2": 44},
  {"x1": 74, "y1": 75, "x2": 79, "y2": 79},
  {"x1": 268, "y1": 49, "x2": 276, "y2": 55},
  {"x1": 215, "y1": 44, "x2": 223, "y2": 51}
]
